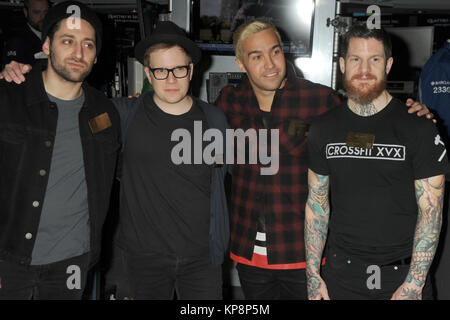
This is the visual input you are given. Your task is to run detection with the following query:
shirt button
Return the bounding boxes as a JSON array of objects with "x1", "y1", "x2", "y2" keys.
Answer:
[
  {"x1": 32, "y1": 201, "x2": 40, "y2": 207},
  {"x1": 394, "y1": 266, "x2": 398, "y2": 270},
  {"x1": 45, "y1": 141, "x2": 52, "y2": 147},
  {"x1": 39, "y1": 169, "x2": 47, "y2": 176},
  {"x1": 25, "y1": 233, "x2": 33, "y2": 240},
  {"x1": 347, "y1": 260, "x2": 351, "y2": 264}
]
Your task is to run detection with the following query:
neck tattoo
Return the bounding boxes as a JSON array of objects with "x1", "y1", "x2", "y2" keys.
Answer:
[{"x1": 350, "y1": 102, "x2": 378, "y2": 117}]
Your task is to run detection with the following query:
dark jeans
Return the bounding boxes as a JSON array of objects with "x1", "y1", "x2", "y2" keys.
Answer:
[
  {"x1": 322, "y1": 247, "x2": 433, "y2": 300},
  {"x1": 0, "y1": 253, "x2": 90, "y2": 300},
  {"x1": 236, "y1": 263, "x2": 307, "y2": 300},
  {"x1": 125, "y1": 252, "x2": 222, "y2": 300}
]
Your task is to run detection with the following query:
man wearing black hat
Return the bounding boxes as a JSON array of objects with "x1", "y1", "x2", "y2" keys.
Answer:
[
  {"x1": 110, "y1": 21, "x2": 230, "y2": 300},
  {"x1": 0, "y1": 1, "x2": 120, "y2": 299},
  {"x1": 0, "y1": 18, "x2": 229, "y2": 300}
]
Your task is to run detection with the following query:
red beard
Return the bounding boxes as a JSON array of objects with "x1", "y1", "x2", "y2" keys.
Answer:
[{"x1": 344, "y1": 73, "x2": 387, "y2": 105}]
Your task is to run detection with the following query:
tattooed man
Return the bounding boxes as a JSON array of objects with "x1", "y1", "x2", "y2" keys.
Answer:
[{"x1": 305, "y1": 24, "x2": 449, "y2": 300}]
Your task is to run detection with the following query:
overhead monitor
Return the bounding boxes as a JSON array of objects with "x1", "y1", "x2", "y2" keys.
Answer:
[{"x1": 191, "y1": 0, "x2": 315, "y2": 57}]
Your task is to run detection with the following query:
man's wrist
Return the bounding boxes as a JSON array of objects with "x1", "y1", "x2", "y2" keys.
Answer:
[
  {"x1": 405, "y1": 273, "x2": 425, "y2": 288},
  {"x1": 306, "y1": 268, "x2": 321, "y2": 279}
]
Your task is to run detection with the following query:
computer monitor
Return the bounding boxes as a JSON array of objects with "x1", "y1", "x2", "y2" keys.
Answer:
[{"x1": 191, "y1": 0, "x2": 315, "y2": 57}]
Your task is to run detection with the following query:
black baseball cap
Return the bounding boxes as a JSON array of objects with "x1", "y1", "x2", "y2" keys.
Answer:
[{"x1": 41, "y1": 1, "x2": 103, "y2": 55}]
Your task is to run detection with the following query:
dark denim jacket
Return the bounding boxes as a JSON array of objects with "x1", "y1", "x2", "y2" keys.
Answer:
[
  {"x1": 112, "y1": 92, "x2": 230, "y2": 265},
  {"x1": 0, "y1": 65, "x2": 121, "y2": 267}
]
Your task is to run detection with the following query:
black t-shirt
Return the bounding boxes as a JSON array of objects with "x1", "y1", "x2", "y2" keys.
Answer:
[
  {"x1": 119, "y1": 93, "x2": 211, "y2": 257},
  {"x1": 308, "y1": 98, "x2": 449, "y2": 264}
]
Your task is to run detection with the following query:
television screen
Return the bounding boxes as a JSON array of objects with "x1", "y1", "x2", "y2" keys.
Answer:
[{"x1": 191, "y1": 0, "x2": 315, "y2": 56}]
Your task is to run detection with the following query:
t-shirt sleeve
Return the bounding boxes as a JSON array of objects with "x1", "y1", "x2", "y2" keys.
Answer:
[
  {"x1": 412, "y1": 119, "x2": 450, "y2": 180},
  {"x1": 307, "y1": 121, "x2": 330, "y2": 175}
]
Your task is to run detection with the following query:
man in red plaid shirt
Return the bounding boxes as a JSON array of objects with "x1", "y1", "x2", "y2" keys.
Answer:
[{"x1": 215, "y1": 19, "x2": 432, "y2": 300}]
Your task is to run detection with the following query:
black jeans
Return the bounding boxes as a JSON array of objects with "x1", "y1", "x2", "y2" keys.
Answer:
[
  {"x1": 236, "y1": 263, "x2": 307, "y2": 300},
  {"x1": 125, "y1": 252, "x2": 222, "y2": 300},
  {"x1": 0, "y1": 253, "x2": 90, "y2": 300},
  {"x1": 322, "y1": 247, "x2": 433, "y2": 300}
]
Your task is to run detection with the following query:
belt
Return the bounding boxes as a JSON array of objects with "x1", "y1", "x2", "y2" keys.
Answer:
[{"x1": 381, "y1": 256, "x2": 412, "y2": 267}]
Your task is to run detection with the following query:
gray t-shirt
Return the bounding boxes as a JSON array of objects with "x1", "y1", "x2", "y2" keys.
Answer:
[{"x1": 31, "y1": 91, "x2": 90, "y2": 265}]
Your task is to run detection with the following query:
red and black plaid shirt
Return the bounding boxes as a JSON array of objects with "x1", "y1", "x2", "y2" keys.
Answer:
[{"x1": 215, "y1": 64, "x2": 341, "y2": 265}]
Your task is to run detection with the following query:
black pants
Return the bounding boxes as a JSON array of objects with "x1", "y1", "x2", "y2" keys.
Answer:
[
  {"x1": 322, "y1": 247, "x2": 433, "y2": 300},
  {"x1": 236, "y1": 263, "x2": 307, "y2": 300},
  {"x1": 0, "y1": 253, "x2": 90, "y2": 300},
  {"x1": 125, "y1": 252, "x2": 222, "y2": 300}
]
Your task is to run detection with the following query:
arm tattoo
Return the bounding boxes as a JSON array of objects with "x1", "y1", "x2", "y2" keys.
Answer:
[
  {"x1": 305, "y1": 170, "x2": 330, "y2": 298},
  {"x1": 406, "y1": 175, "x2": 445, "y2": 287},
  {"x1": 400, "y1": 287, "x2": 421, "y2": 300}
]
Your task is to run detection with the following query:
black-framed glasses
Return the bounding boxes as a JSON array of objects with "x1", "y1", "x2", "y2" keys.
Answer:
[{"x1": 148, "y1": 64, "x2": 191, "y2": 80}]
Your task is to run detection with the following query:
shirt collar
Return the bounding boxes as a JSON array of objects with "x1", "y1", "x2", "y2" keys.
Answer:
[{"x1": 27, "y1": 23, "x2": 42, "y2": 40}]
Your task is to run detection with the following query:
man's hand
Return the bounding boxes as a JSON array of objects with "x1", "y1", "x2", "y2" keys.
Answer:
[
  {"x1": 0, "y1": 61, "x2": 32, "y2": 84},
  {"x1": 391, "y1": 282, "x2": 422, "y2": 300},
  {"x1": 128, "y1": 93, "x2": 141, "y2": 98},
  {"x1": 307, "y1": 274, "x2": 330, "y2": 300},
  {"x1": 406, "y1": 98, "x2": 435, "y2": 122}
]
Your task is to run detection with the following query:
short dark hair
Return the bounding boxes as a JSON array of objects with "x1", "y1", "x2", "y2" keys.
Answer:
[{"x1": 340, "y1": 23, "x2": 392, "y2": 60}]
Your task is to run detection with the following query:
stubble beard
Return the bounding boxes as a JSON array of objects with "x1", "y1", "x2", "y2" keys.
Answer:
[
  {"x1": 49, "y1": 49, "x2": 92, "y2": 83},
  {"x1": 29, "y1": 19, "x2": 44, "y2": 32}
]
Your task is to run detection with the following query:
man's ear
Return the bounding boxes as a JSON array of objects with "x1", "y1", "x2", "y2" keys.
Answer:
[
  {"x1": 42, "y1": 37, "x2": 51, "y2": 56},
  {"x1": 23, "y1": 8, "x2": 28, "y2": 19},
  {"x1": 94, "y1": 57, "x2": 97, "y2": 65},
  {"x1": 235, "y1": 57, "x2": 247, "y2": 73},
  {"x1": 144, "y1": 67, "x2": 153, "y2": 85},
  {"x1": 385, "y1": 57, "x2": 394, "y2": 75},
  {"x1": 189, "y1": 62, "x2": 194, "y2": 81},
  {"x1": 339, "y1": 57, "x2": 346, "y2": 74}
]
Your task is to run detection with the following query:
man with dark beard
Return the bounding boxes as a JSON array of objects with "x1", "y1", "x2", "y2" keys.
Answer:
[
  {"x1": 0, "y1": 1, "x2": 121, "y2": 299},
  {"x1": 2, "y1": 0, "x2": 50, "y2": 67},
  {"x1": 305, "y1": 24, "x2": 449, "y2": 300},
  {"x1": 214, "y1": 19, "x2": 432, "y2": 300}
]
